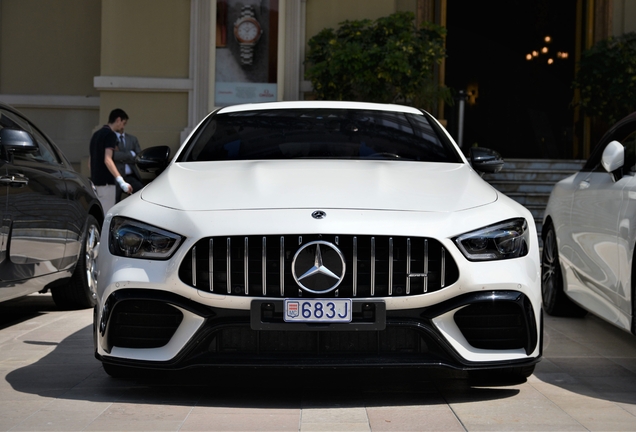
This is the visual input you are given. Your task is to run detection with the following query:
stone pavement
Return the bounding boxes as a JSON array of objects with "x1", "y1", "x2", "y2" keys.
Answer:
[{"x1": 0, "y1": 293, "x2": 635, "y2": 431}]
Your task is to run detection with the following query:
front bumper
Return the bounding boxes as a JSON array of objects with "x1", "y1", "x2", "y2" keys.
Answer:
[{"x1": 95, "y1": 288, "x2": 542, "y2": 371}]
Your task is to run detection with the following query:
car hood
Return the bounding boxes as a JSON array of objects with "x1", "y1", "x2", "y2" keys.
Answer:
[{"x1": 140, "y1": 160, "x2": 498, "y2": 212}]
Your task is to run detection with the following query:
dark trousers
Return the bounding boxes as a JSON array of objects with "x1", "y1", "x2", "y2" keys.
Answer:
[{"x1": 116, "y1": 174, "x2": 145, "y2": 203}]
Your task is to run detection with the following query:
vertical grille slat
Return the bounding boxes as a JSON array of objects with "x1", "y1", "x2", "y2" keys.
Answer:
[
  {"x1": 353, "y1": 236, "x2": 358, "y2": 297},
  {"x1": 424, "y1": 239, "x2": 429, "y2": 293},
  {"x1": 226, "y1": 237, "x2": 231, "y2": 294},
  {"x1": 279, "y1": 236, "x2": 285, "y2": 296},
  {"x1": 371, "y1": 237, "x2": 376, "y2": 296},
  {"x1": 209, "y1": 239, "x2": 214, "y2": 292},
  {"x1": 262, "y1": 237, "x2": 267, "y2": 296},
  {"x1": 388, "y1": 237, "x2": 394, "y2": 295},
  {"x1": 406, "y1": 238, "x2": 411, "y2": 295},
  {"x1": 244, "y1": 237, "x2": 249, "y2": 295},
  {"x1": 180, "y1": 234, "x2": 458, "y2": 298}
]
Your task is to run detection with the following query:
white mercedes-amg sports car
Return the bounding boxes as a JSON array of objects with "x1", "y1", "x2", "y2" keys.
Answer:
[
  {"x1": 94, "y1": 101, "x2": 542, "y2": 381},
  {"x1": 542, "y1": 111, "x2": 636, "y2": 334}
]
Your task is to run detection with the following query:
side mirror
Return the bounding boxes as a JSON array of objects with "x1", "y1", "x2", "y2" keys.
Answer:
[
  {"x1": 601, "y1": 140, "x2": 624, "y2": 182},
  {"x1": 0, "y1": 128, "x2": 38, "y2": 154},
  {"x1": 469, "y1": 147, "x2": 504, "y2": 175},
  {"x1": 136, "y1": 145, "x2": 171, "y2": 174}
]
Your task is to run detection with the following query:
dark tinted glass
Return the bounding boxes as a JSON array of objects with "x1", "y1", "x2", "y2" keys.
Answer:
[
  {"x1": 179, "y1": 109, "x2": 462, "y2": 163},
  {"x1": 0, "y1": 109, "x2": 61, "y2": 165}
]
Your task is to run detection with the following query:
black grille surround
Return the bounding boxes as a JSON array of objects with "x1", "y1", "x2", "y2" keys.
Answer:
[{"x1": 178, "y1": 234, "x2": 459, "y2": 298}]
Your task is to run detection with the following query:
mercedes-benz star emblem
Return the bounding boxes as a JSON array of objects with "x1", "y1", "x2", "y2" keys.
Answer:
[
  {"x1": 292, "y1": 241, "x2": 346, "y2": 294},
  {"x1": 312, "y1": 210, "x2": 326, "y2": 219}
]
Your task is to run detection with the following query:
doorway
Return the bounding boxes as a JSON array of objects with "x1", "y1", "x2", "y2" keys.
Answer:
[{"x1": 444, "y1": 0, "x2": 577, "y2": 159}]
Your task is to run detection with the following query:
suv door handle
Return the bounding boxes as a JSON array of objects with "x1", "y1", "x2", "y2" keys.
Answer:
[{"x1": 0, "y1": 174, "x2": 29, "y2": 187}]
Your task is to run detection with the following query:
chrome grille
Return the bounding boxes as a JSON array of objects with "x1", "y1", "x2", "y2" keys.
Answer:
[{"x1": 179, "y1": 234, "x2": 459, "y2": 297}]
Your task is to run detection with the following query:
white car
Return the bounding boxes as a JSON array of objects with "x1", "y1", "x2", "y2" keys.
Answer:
[
  {"x1": 542, "y1": 111, "x2": 636, "y2": 335},
  {"x1": 94, "y1": 101, "x2": 542, "y2": 381}
]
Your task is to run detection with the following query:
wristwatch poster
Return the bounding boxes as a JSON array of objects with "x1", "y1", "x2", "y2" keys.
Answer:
[
  {"x1": 233, "y1": 5, "x2": 263, "y2": 66},
  {"x1": 215, "y1": 0, "x2": 279, "y2": 106}
]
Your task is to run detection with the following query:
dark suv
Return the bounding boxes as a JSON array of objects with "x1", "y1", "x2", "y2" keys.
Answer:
[{"x1": 0, "y1": 102, "x2": 103, "y2": 309}]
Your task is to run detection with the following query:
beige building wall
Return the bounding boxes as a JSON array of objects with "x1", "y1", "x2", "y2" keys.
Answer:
[
  {"x1": 0, "y1": 0, "x2": 101, "y2": 165},
  {"x1": 304, "y1": 0, "x2": 416, "y2": 45},
  {"x1": 96, "y1": 0, "x2": 191, "y2": 177},
  {"x1": 613, "y1": 0, "x2": 636, "y2": 35},
  {"x1": 100, "y1": 0, "x2": 190, "y2": 78},
  {"x1": 0, "y1": 0, "x2": 100, "y2": 95}
]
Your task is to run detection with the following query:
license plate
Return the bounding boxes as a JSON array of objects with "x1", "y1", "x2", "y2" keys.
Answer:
[{"x1": 284, "y1": 299, "x2": 352, "y2": 323}]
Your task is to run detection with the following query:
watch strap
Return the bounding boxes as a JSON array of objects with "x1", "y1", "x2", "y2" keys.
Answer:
[
  {"x1": 240, "y1": 44, "x2": 255, "y2": 65},
  {"x1": 240, "y1": 5, "x2": 256, "y2": 18},
  {"x1": 237, "y1": 5, "x2": 258, "y2": 65}
]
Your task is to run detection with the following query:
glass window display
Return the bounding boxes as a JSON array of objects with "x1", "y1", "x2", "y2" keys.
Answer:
[{"x1": 215, "y1": 0, "x2": 278, "y2": 105}]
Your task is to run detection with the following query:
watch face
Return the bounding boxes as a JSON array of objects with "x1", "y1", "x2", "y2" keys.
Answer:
[{"x1": 237, "y1": 21, "x2": 259, "y2": 42}]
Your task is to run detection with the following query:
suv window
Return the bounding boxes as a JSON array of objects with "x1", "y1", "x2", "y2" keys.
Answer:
[
  {"x1": 179, "y1": 109, "x2": 462, "y2": 163},
  {"x1": 0, "y1": 109, "x2": 61, "y2": 165}
]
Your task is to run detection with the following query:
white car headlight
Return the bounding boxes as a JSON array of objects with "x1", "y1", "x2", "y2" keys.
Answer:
[
  {"x1": 109, "y1": 217, "x2": 183, "y2": 260},
  {"x1": 454, "y1": 218, "x2": 529, "y2": 261}
]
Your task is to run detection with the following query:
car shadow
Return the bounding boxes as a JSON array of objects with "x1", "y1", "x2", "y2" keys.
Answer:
[
  {"x1": 0, "y1": 293, "x2": 57, "y2": 329},
  {"x1": 6, "y1": 338, "x2": 521, "y2": 408},
  {"x1": 534, "y1": 314, "x2": 636, "y2": 406},
  {"x1": 4, "y1": 297, "x2": 521, "y2": 408},
  {"x1": 6, "y1": 296, "x2": 636, "y2": 409}
]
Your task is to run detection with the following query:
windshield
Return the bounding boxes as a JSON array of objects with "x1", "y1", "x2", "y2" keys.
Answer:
[{"x1": 178, "y1": 108, "x2": 462, "y2": 163}]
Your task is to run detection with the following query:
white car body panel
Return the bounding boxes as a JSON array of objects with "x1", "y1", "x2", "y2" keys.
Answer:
[
  {"x1": 543, "y1": 113, "x2": 636, "y2": 334},
  {"x1": 547, "y1": 170, "x2": 635, "y2": 331},
  {"x1": 141, "y1": 161, "x2": 497, "y2": 213}
]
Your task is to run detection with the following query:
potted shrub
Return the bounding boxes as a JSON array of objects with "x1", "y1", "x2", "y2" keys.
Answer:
[
  {"x1": 305, "y1": 12, "x2": 451, "y2": 111},
  {"x1": 573, "y1": 32, "x2": 636, "y2": 127}
]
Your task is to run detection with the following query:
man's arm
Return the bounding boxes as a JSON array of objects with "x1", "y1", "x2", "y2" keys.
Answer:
[
  {"x1": 131, "y1": 135, "x2": 142, "y2": 156},
  {"x1": 112, "y1": 146, "x2": 136, "y2": 164},
  {"x1": 104, "y1": 148, "x2": 132, "y2": 193},
  {"x1": 113, "y1": 135, "x2": 141, "y2": 164}
]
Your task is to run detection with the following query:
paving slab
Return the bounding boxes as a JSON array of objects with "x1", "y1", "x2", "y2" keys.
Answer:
[{"x1": 0, "y1": 294, "x2": 635, "y2": 431}]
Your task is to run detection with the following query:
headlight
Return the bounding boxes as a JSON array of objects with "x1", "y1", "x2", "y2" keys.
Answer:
[
  {"x1": 454, "y1": 218, "x2": 529, "y2": 261},
  {"x1": 109, "y1": 217, "x2": 183, "y2": 260}
]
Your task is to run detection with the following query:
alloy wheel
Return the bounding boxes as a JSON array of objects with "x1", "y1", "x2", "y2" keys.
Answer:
[{"x1": 85, "y1": 224, "x2": 100, "y2": 300}]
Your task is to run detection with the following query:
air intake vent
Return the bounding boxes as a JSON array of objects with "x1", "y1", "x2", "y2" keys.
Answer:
[
  {"x1": 454, "y1": 302, "x2": 528, "y2": 351},
  {"x1": 206, "y1": 325, "x2": 426, "y2": 355},
  {"x1": 108, "y1": 300, "x2": 183, "y2": 349},
  {"x1": 179, "y1": 234, "x2": 459, "y2": 298}
]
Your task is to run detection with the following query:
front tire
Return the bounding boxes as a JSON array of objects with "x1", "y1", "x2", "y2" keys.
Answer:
[
  {"x1": 541, "y1": 224, "x2": 586, "y2": 317},
  {"x1": 52, "y1": 215, "x2": 100, "y2": 310}
]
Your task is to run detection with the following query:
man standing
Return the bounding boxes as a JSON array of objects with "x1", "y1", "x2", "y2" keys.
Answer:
[
  {"x1": 89, "y1": 108, "x2": 132, "y2": 211},
  {"x1": 113, "y1": 128, "x2": 144, "y2": 202}
]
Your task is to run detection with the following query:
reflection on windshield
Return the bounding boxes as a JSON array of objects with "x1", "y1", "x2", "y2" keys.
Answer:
[{"x1": 179, "y1": 109, "x2": 462, "y2": 163}]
